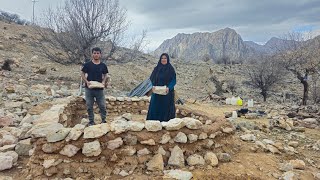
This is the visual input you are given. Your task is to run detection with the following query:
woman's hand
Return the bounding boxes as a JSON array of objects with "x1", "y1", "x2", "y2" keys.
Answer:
[{"x1": 152, "y1": 86, "x2": 155, "y2": 92}]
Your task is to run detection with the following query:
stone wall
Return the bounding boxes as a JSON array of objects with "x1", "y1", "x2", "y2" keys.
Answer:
[
  {"x1": 24, "y1": 97, "x2": 233, "y2": 179},
  {"x1": 60, "y1": 96, "x2": 150, "y2": 127},
  {"x1": 59, "y1": 96, "x2": 214, "y2": 127}
]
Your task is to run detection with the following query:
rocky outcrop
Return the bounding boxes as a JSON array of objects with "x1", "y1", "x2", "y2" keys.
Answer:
[{"x1": 154, "y1": 28, "x2": 254, "y2": 62}]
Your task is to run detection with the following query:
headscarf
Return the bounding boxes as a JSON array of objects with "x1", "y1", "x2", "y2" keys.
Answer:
[{"x1": 150, "y1": 53, "x2": 176, "y2": 86}]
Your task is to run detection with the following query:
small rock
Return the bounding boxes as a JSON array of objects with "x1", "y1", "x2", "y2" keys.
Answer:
[
  {"x1": 279, "y1": 163, "x2": 293, "y2": 172},
  {"x1": 107, "y1": 137, "x2": 123, "y2": 150},
  {"x1": 83, "y1": 123, "x2": 110, "y2": 139},
  {"x1": 145, "y1": 121, "x2": 162, "y2": 132},
  {"x1": 255, "y1": 141, "x2": 266, "y2": 149},
  {"x1": 162, "y1": 118, "x2": 185, "y2": 130},
  {"x1": 222, "y1": 127, "x2": 234, "y2": 134},
  {"x1": 157, "y1": 146, "x2": 166, "y2": 156},
  {"x1": 140, "y1": 139, "x2": 156, "y2": 146},
  {"x1": 123, "y1": 134, "x2": 137, "y2": 145},
  {"x1": 168, "y1": 145, "x2": 185, "y2": 167},
  {"x1": 160, "y1": 132, "x2": 171, "y2": 144},
  {"x1": 186, "y1": 154, "x2": 205, "y2": 166},
  {"x1": 266, "y1": 145, "x2": 281, "y2": 154},
  {"x1": 289, "y1": 159, "x2": 305, "y2": 170},
  {"x1": 183, "y1": 117, "x2": 202, "y2": 129},
  {"x1": 0, "y1": 156, "x2": 13, "y2": 171},
  {"x1": 240, "y1": 134, "x2": 256, "y2": 141},
  {"x1": 128, "y1": 121, "x2": 145, "y2": 132},
  {"x1": 82, "y1": 140, "x2": 101, "y2": 157},
  {"x1": 59, "y1": 145, "x2": 80, "y2": 157},
  {"x1": 120, "y1": 146, "x2": 136, "y2": 156},
  {"x1": 187, "y1": 134, "x2": 198, "y2": 143},
  {"x1": 0, "y1": 151, "x2": 18, "y2": 165},
  {"x1": 0, "y1": 116, "x2": 14, "y2": 127},
  {"x1": 110, "y1": 119, "x2": 129, "y2": 134},
  {"x1": 204, "y1": 152, "x2": 219, "y2": 167},
  {"x1": 121, "y1": 113, "x2": 132, "y2": 121},
  {"x1": 282, "y1": 171, "x2": 295, "y2": 180},
  {"x1": 46, "y1": 128, "x2": 71, "y2": 143},
  {"x1": 137, "y1": 148, "x2": 150, "y2": 156},
  {"x1": 303, "y1": 118, "x2": 318, "y2": 124},
  {"x1": 141, "y1": 110, "x2": 148, "y2": 115},
  {"x1": 217, "y1": 153, "x2": 231, "y2": 162},
  {"x1": 163, "y1": 170, "x2": 192, "y2": 180},
  {"x1": 262, "y1": 139, "x2": 275, "y2": 145},
  {"x1": 205, "y1": 140, "x2": 214, "y2": 148},
  {"x1": 119, "y1": 170, "x2": 129, "y2": 177},
  {"x1": 15, "y1": 138, "x2": 32, "y2": 156},
  {"x1": 43, "y1": 159, "x2": 62, "y2": 169},
  {"x1": 110, "y1": 154, "x2": 118, "y2": 161},
  {"x1": 288, "y1": 141, "x2": 299, "y2": 148},
  {"x1": 0, "y1": 144, "x2": 16, "y2": 152},
  {"x1": 146, "y1": 154, "x2": 164, "y2": 171},
  {"x1": 174, "y1": 132, "x2": 188, "y2": 143},
  {"x1": 65, "y1": 124, "x2": 85, "y2": 142},
  {"x1": 198, "y1": 132, "x2": 208, "y2": 140}
]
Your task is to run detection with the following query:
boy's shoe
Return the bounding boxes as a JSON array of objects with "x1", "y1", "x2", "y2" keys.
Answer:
[
  {"x1": 101, "y1": 120, "x2": 107, "y2": 123},
  {"x1": 88, "y1": 121, "x2": 95, "y2": 126}
]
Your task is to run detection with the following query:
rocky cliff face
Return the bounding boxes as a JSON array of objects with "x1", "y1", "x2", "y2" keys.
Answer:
[
  {"x1": 154, "y1": 28, "x2": 314, "y2": 63},
  {"x1": 154, "y1": 28, "x2": 255, "y2": 62}
]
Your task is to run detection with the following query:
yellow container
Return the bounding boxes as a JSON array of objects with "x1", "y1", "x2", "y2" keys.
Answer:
[{"x1": 237, "y1": 98, "x2": 243, "y2": 106}]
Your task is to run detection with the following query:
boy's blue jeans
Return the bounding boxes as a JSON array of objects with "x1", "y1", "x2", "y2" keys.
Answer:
[{"x1": 85, "y1": 88, "x2": 106, "y2": 123}]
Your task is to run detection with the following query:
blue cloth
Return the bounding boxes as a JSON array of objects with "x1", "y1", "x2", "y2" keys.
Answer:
[{"x1": 147, "y1": 54, "x2": 176, "y2": 122}]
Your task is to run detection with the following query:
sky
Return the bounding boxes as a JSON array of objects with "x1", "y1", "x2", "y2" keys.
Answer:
[{"x1": 1, "y1": 0, "x2": 320, "y2": 51}]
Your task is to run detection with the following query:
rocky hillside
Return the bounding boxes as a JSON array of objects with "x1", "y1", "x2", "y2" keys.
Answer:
[
  {"x1": 244, "y1": 37, "x2": 302, "y2": 54},
  {"x1": 0, "y1": 20, "x2": 316, "y2": 104},
  {"x1": 154, "y1": 28, "x2": 320, "y2": 63}
]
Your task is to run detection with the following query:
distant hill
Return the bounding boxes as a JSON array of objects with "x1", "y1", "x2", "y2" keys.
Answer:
[
  {"x1": 154, "y1": 28, "x2": 255, "y2": 62},
  {"x1": 154, "y1": 28, "x2": 311, "y2": 63}
]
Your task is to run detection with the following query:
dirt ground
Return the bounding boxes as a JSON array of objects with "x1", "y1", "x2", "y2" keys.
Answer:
[{"x1": 1, "y1": 102, "x2": 319, "y2": 180}]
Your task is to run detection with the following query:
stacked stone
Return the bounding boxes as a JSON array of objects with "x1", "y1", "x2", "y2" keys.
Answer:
[
  {"x1": 176, "y1": 105, "x2": 213, "y2": 124},
  {"x1": 26, "y1": 115, "x2": 233, "y2": 179},
  {"x1": 64, "y1": 96, "x2": 150, "y2": 119},
  {"x1": 105, "y1": 96, "x2": 150, "y2": 116}
]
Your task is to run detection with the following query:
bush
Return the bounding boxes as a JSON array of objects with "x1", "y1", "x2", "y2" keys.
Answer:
[
  {"x1": 0, "y1": 10, "x2": 30, "y2": 25},
  {"x1": 1, "y1": 59, "x2": 14, "y2": 71}
]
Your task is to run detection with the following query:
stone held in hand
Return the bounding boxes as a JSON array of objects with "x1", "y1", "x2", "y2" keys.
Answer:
[
  {"x1": 88, "y1": 81, "x2": 105, "y2": 89},
  {"x1": 153, "y1": 86, "x2": 167, "y2": 95}
]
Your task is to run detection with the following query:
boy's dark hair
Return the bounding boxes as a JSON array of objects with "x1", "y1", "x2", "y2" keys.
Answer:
[{"x1": 91, "y1": 47, "x2": 102, "y2": 53}]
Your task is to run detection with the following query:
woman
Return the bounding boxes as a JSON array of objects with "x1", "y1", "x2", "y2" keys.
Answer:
[{"x1": 147, "y1": 53, "x2": 176, "y2": 122}]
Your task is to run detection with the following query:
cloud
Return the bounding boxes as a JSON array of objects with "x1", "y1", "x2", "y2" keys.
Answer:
[
  {"x1": 1, "y1": 0, "x2": 319, "y2": 50},
  {"x1": 120, "y1": 0, "x2": 320, "y2": 49}
]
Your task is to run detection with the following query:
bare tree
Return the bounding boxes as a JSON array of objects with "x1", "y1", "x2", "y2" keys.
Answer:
[
  {"x1": 128, "y1": 30, "x2": 148, "y2": 60},
  {"x1": 0, "y1": 11, "x2": 29, "y2": 25},
  {"x1": 205, "y1": 68, "x2": 225, "y2": 96},
  {"x1": 37, "y1": 0, "x2": 128, "y2": 64},
  {"x1": 226, "y1": 79, "x2": 238, "y2": 95},
  {"x1": 310, "y1": 73, "x2": 320, "y2": 104},
  {"x1": 276, "y1": 32, "x2": 320, "y2": 105},
  {"x1": 215, "y1": 55, "x2": 230, "y2": 65},
  {"x1": 245, "y1": 55, "x2": 285, "y2": 102},
  {"x1": 202, "y1": 54, "x2": 211, "y2": 62}
]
